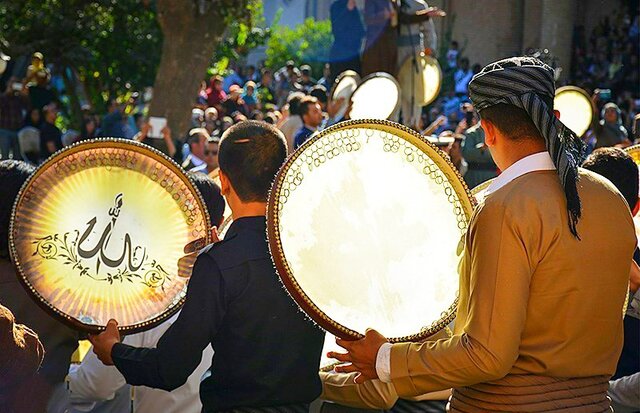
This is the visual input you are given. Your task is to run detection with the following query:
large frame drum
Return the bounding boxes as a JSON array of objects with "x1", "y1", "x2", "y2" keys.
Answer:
[
  {"x1": 10, "y1": 139, "x2": 211, "y2": 333},
  {"x1": 398, "y1": 53, "x2": 442, "y2": 107},
  {"x1": 349, "y1": 73, "x2": 402, "y2": 121},
  {"x1": 330, "y1": 70, "x2": 361, "y2": 121},
  {"x1": 267, "y1": 120, "x2": 474, "y2": 343},
  {"x1": 554, "y1": 86, "x2": 594, "y2": 138}
]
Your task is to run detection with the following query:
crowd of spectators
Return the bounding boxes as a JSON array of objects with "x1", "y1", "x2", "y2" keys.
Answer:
[
  {"x1": 570, "y1": 10, "x2": 639, "y2": 145},
  {"x1": 0, "y1": 12, "x2": 638, "y2": 193},
  {"x1": 0, "y1": 6, "x2": 640, "y2": 413},
  {"x1": 417, "y1": 10, "x2": 639, "y2": 187}
]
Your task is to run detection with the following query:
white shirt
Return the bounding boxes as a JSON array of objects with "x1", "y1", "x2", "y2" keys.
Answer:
[
  {"x1": 68, "y1": 312, "x2": 214, "y2": 413},
  {"x1": 375, "y1": 151, "x2": 556, "y2": 383},
  {"x1": 190, "y1": 154, "x2": 205, "y2": 168}
]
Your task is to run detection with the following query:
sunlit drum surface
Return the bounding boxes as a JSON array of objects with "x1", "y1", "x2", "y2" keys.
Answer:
[
  {"x1": 349, "y1": 73, "x2": 400, "y2": 121},
  {"x1": 422, "y1": 56, "x2": 443, "y2": 106},
  {"x1": 268, "y1": 120, "x2": 473, "y2": 341},
  {"x1": 554, "y1": 86, "x2": 593, "y2": 137},
  {"x1": 331, "y1": 71, "x2": 360, "y2": 121},
  {"x1": 10, "y1": 139, "x2": 210, "y2": 333},
  {"x1": 398, "y1": 54, "x2": 442, "y2": 106}
]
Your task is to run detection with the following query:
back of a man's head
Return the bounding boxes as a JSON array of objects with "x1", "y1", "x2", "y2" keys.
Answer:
[
  {"x1": 0, "y1": 161, "x2": 35, "y2": 258},
  {"x1": 219, "y1": 120, "x2": 287, "y2": 203},
  {"x1": 287, "y1": 92, "x2": 306, "y2": 116},
  {"x1": 582, "y1": 147, "x2": 639, "y2": 211},
  {"x1": 479, "y1": 102, "x2": 548, "y2": 142},
  {"x1": 186, "y1": 172, "x2": 226, "y2": 228},
  {"x1": 309, "y1": 86, "x2": 328, "y2": 105}
]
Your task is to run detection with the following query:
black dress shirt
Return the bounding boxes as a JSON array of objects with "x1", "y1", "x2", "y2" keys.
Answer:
[{"x1": 112, "y1": 216, "x2": 324, "y2": 411}]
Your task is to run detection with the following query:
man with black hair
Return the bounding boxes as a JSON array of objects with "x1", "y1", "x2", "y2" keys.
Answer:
[
  {"x1": 309, "y1": 85, "x2": 329, "y2": 110},
  {"x1": 583, "y1": 148, "x2": 639, "y2": 214},
  {"x1": 294, "y1": 96, "x2": 323, "y2": 149},
  {"x1": 89, "y1": 121, "x2": 324, "y2": 412},
  {"x1": 182, "y1": 128, "x2": 209, "y2": 171},
  {"x1": 310, "y1": 85, "x2": 347, "y2": 128},
  {"x1": 0, "y1": 160, "x2": 79, "y2": 412},
  {"x1": 192, "y1": 137, "x2": 220, "y2": 175},
  {"x1": 327, "y1": 57, "x2": 636, "y2": 411},
  {"x1": 582, "y1": 148, "x2": 640, "y2": 412}
]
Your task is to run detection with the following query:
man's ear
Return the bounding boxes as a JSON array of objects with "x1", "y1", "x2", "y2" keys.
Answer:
[
  {"x1": 481, "y1": 120, "x2": 497, "y2": 147},
  {"x1": 218, "y1": 169, "x2": 230, "y2": 196},
  {"x1": 553, "y1": 109, "x2": 561, "y2": 120}
]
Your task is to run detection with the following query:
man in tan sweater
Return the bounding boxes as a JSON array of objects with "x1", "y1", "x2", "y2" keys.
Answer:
[{"x1": 326, "y1": 57, "x2": 636, "y2": 412}]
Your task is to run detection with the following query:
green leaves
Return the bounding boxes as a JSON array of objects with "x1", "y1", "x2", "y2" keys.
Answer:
[
  {"x1": 207, "y1": 1, "x2": 270, "y2": 77},
  {"x1": 1, "y1": 0, "x2": 161, "y2": 112},
  {"x1": 264, "y1": 17, "x2": 332, "y2": 77}
]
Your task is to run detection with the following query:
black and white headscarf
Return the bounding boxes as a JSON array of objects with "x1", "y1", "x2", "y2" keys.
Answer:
[{"x1": 468, "y1": 56, "x2": 585, "y2": 238}]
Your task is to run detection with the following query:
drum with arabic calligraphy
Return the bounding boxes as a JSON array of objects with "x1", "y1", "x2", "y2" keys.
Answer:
[{"x1": 10, "y1": 139, "x2": 211, "y2": 333}]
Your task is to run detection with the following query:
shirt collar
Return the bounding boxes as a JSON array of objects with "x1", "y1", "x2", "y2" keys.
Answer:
[
  {"x1": 225, "y1": 216, "x2": 266, "y2": 239},
  {"x1": 191, "y1": 154, "x2": 205, "y2": 167},
  {"x1": 482, "y1": 152, "x2": 555, "y2": 199},
  {"x1": 303, "y1": 124, "x2": 318, "y2": 132}
]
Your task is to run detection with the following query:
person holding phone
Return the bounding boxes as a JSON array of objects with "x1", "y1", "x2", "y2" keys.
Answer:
[{"x1": 134, "y1": 119, "x2": 176, "y2": 158}]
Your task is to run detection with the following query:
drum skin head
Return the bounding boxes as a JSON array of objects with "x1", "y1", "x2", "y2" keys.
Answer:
[
  {"x1": 10, "y1": 139, "x2": 211, "y2": 333},
  {"x1": 554, "y1": 86, "x2": 593, "y2": 138},
  {"x1": 267, "y1": 120, "x2": 475, "y2": 342},
  {"x1": 398, "y1": 54, "x2": 442, "y2": 106},
  {"x1": 330, "y1": 71, "x2": 361, "y2": 121},
  {"x1": 350, "y1": 73, "x2": 401, "y2": 121}
]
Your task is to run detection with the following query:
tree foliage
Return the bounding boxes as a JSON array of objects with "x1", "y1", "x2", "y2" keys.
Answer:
[
  {"x1": 0, "y1": 0, "x2": 161, "y2": 114},
  {"x1": 208, "y1": 1, "x2": 271, "y2": 76},
  {"x1": 0, "y1": 0, "x2": 256, "y2": 134},
  {"x1": 265, "y1": 17, "x2": 333, "y2": 76}
]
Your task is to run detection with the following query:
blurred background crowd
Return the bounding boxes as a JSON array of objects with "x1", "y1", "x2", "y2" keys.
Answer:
[
  {"x1": 0, "y1": 0, "x2": 639, "y2": 412},
  {"x1": 0, "y1": 1, "x2": 637, "y2": 192}
]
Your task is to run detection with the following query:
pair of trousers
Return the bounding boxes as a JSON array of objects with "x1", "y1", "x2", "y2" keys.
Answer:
[{"x1": 0, "y1": 128, "x2": 21, "y2": 160}]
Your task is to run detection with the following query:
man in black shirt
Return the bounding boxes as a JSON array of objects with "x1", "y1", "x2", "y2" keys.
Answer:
[{"x1": 89, "y1": 120, "x2": 324, "y2": 412}]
